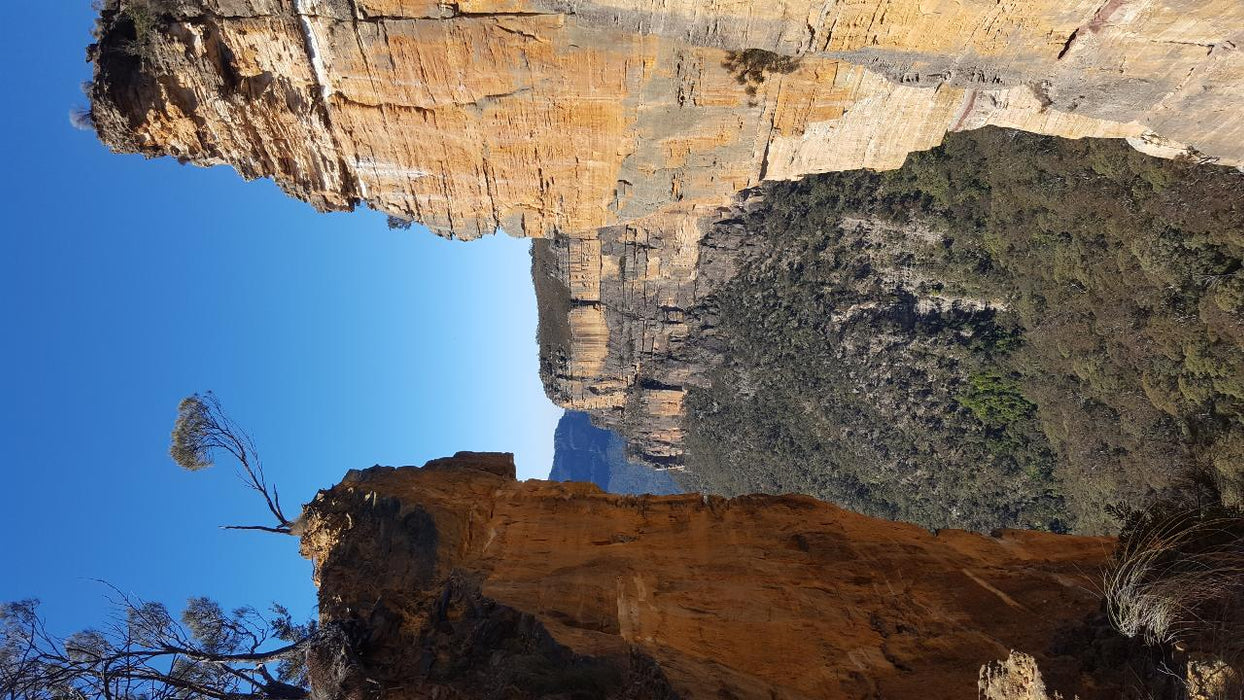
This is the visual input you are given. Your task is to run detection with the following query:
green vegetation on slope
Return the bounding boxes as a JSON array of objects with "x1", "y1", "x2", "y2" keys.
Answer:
[{"x1": 681, "y1": 128, "x2": 1244, "y2": 533}]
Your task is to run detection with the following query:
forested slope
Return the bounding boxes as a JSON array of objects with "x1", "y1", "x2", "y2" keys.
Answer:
[{"x1": 681, "y1": 129, "x2": 1244, "y2": 533}]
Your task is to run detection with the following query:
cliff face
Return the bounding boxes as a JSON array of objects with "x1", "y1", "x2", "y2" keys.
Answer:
[
  {"x1": 533, "y1": 127, "x2": 1244, "y2": 540},
  {"x1": 298, "y1": 452, "x2": 1134, "y2": 699},
  {"x1": 91, "y1": 0, "x2": 1244, "y2": 242},
  {"x1": 532, "y1": 204, "x2": 753, "y2": 464}
]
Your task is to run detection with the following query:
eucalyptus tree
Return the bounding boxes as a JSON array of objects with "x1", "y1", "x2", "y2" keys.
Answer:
[
  {"x1": 170, "y1": 392, "x2": 296, "y2": 535},
  {"x1": 0, "y1": 593, "x2": 316, "y2": 700}
]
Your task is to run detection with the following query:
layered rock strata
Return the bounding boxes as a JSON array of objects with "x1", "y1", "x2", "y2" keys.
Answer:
[
  {"x1": 91, "y1": 0, "x2": 1244, "y2": 241},
  {"x1": 298, "y1": 452, "x2": 1127, "y2": 699},
  {"x1": 533, "y1": 200, "x2": 756, "y2": 464}
]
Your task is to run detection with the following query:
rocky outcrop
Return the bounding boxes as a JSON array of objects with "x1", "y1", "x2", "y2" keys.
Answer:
[
  {"x1": 298, "y1": 452, "x2": 1135, "y2": 699},
  {"x1": 90, "y1": 0, "x2": 1244, "y2": 242},
  {"x1": 533, "y1": 200, "x2": 755, "y2": 464}
]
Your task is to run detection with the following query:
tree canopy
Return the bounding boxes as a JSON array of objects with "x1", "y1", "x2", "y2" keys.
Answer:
[{"x1": 0, "y1": 591, "x2": 316, "y2": 700}]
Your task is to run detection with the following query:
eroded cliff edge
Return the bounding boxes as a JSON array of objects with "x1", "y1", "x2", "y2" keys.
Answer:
[
  {"x1": 89, "y1": 0, "x2": 1243, "y2": 241},
  {"x1": 297, "y1": 452, "x2": 1140, "y2": 699}
]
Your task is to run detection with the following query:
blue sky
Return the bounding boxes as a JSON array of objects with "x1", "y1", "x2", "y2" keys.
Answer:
[{"x1": 0, "y1": 2, "x2": 561, "y2": 638}]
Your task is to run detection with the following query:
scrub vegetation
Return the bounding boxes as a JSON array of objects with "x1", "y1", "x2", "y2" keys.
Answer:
[
  {"x1": 722, "y1": 49, "x2": 801, "y2": 97},
  {"x1": 681, "y1": 128, "x2": 1244, "y2": 533}
]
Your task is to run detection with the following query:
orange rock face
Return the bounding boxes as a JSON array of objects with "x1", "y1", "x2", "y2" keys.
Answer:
[
  {"x1": 90, "y1": 0, "x2": 1244, "y2": 240},
  {"x1": 299, "y1": 453, "x2": 1117, "y2": 699}
]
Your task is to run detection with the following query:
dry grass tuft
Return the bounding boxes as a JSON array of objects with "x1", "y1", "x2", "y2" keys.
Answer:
[{"x1": 1104, "y1": 472, "x2": 1244, "y2": 667}]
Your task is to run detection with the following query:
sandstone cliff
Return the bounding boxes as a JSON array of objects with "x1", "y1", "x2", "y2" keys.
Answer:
[
  {"x1": 90, "y1": 0, "x2": 1243, "y2": 242},
  {"x1": 296, "y1": 452, "x2": 1157, "y2": 699},
  {"x1": 533, "y1": 203, "x2": 754, "y2": 464}
]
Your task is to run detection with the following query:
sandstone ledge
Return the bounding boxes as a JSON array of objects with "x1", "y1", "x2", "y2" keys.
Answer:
[{"x1": 299, "y1": 452, "x2": 1122, "y2": 698}]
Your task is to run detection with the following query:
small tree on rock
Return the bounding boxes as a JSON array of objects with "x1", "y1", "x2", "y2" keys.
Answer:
[
  {"x1": 385, "y1": 215, "x2": 413, "y2": 230},
  {"x1": 171, "y1": 392, "x2": 296, "y2": 535}
]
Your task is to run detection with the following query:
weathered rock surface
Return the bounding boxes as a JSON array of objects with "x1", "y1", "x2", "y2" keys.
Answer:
[
  {"x1": 298, "y1": 451, "x2": 1129, "y2": 699},
  {"x1": 533, "y1": 201, "x2": 755, "y2": 464},
  {"x1": 91, "y1": 0, "x2": 1244, "y2": 241}
]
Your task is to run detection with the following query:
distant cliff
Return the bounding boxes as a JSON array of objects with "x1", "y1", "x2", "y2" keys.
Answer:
[
  {"x1": 533, "y1": 212, "x2": 752, "y2": 465},
  {"x1": 297, "y1": 452, "x2": 1188, "y2": 699},
  {"x1": 548, "y1": 411, "x2": 681, "y2": 495}
]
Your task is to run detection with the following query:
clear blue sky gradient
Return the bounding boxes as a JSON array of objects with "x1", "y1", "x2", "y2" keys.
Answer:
[{"x1": 0, "y1": 3, "x2": 562, "y2": 638}]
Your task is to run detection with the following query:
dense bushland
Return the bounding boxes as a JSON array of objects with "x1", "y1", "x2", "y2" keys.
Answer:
[{"x1": 681, "y1": 128, "x2": 1244, "y2": 533}]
